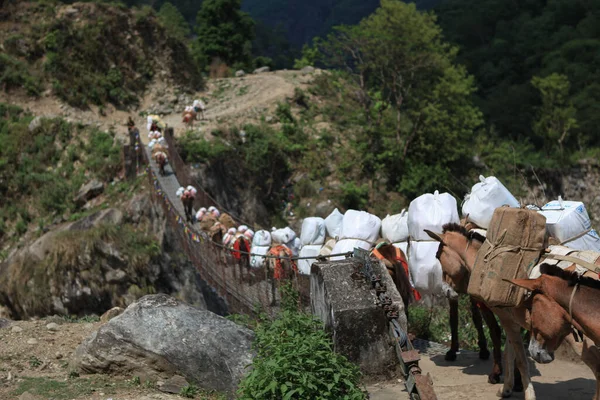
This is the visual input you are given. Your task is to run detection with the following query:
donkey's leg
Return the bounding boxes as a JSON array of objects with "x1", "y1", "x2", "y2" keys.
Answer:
[
  {"x1": 497, "y1": 310, "x2": 535, "y2": 400},
  {"x1": 480, "y1": 303, "x2": 503, "y2": 384},
  {"x1": 577, "y1": 337, "x2": 600, "y2": 400},
  {"x1": 470, "y1": 297, "x2": 490, "y2": 361},
  {"x1": 446, "y1": 297, "x2": 459, "y2": 361}
]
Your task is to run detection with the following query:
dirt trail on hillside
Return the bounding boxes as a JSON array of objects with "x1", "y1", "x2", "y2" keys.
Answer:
[{"x1": 0, "y1": 70, "x2": 312, "y2": 141}]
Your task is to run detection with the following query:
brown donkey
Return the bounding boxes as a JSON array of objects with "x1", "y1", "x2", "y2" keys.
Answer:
[
  {"x1": 509, "y1": 264, "x2": 600, "y2": 400},
  {"x1": 426, "y1": 224, "x2": 543, "y2": 399}
]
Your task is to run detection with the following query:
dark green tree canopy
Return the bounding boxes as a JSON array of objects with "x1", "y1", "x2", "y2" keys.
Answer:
[{"x1": 194, "y1": 0, "x2": 255, "y2": 68}]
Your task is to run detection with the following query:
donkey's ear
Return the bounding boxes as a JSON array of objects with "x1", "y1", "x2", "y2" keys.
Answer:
[
  {"x1": 504, "y1": 278, "x2": 541, "y2": 292},
  {"x1": 424, "y1": 229, "x2": 444, "y2": 243}
]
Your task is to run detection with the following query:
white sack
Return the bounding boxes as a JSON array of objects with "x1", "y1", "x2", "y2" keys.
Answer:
[
  {"x1": 300, "y1": 217, "x2": 326, "y2": 246},
  {"x1": 324, "y1": 208, "x2": 344, "y2": 239},
  {"x1": 287, "y1": 237, "x2": 301, "y2": 257},
  {"x1": 340, "y1": 209, "x2": 381, "y2": 242},
  {"x1": 330, "y1": 239, "x2": 372, "y2": 261},
  {"x1": 250, "y1": 246, "x2": 269, "y2": 269},
  {"x1": 462, "y1": 175, "x2": 520, "y2": 229},
  {"x1": 408, "y1": 241, "x2": 444, "y2": 295},
  {"x1": 408, "y1": 190, "x2": 459, "y2": 241},
  {"x1": 538, "y1": 197, "x2": 600, "y2": 251},
  {"x1": 298, "y1": 244, "x2": 322, "y2": 275},
  {"x1": 392, "y1": 242, "x2": 408, "y2": 255},
  {"x1": 272, "y1": 227, "x2": 297, "y2": 244},
  {"x1": 382, "y1": 210, "x2": 409, "y2": 243},
  {"x1": 252, "y1": 230, "x2": 272, "y2": 247}
]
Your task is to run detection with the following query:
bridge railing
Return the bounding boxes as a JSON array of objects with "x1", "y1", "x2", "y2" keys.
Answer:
[{"x1": 142, "y1": 130, "x2": 310, "y2": 316}]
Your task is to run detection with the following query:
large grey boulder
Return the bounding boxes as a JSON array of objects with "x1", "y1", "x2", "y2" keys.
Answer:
[{"x1": 72, "y1": 294, "x2": 254, "y2": 393}]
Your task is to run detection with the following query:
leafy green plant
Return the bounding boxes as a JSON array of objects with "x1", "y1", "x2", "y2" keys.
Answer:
[
  {"x1": 29, "y1": 356, "x2": 42, "y2": 368},
  {"x1": 237, "y1": 283, "x2": 367, "y2": 400},
  {"x1": 179, "y1": 384, "x2": 199, "y2": 398}
]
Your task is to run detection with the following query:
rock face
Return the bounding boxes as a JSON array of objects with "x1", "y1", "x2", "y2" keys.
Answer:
[
  {"x1": 74, "y1": 179, "x2": 104, "y2": 206},
  {"x1": 0, "y1": 194, "x2": 217, "y2": 319},
  {"x1": 310, "y1": 258, "x2": 406, "y2": 377},
  {"x1": 235, "y1": 70, "x2": 245, "y2": 77},
  {"x1": 72, "y1": 294, "x2": 254, "y2": 393}
]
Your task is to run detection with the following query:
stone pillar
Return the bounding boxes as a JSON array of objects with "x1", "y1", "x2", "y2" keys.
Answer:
[{"x1": 310, "y1": 258, "x2": 406, "y2": 377}]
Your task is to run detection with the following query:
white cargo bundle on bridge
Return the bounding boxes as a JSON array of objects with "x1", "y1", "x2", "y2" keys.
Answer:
[
  {"x1": 324, "y1": 208, "x2": 344, "y2": 240},
  {"x1": 461, "y1": 175, "x2": 520, "y2": 229},
  {"x1": 538, "y1": 196, "x2": 600, "y2": 251},
  {"x1": 298, "y1": 217, "x2": 326, "y2": 275},
  {"x1": 330, "y1": 210, "x2": 381, "y2": 261},
  {"x1": 381, "y1": 209, "x2": 409, "y2": 243},
  {"x1": 408, "y1": 190, "x2": 459, "y2": 295},
  {"x1": 271, "y1": 227, "x2": 301, "y2": 256},
  {"x1": 300, "y1": 217, "x2": 326, "y2": 246},
  {"x1": 250, "y1": 230, "x2": 271, "y2": 268}
]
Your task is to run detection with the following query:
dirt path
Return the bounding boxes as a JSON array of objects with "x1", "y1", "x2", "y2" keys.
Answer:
[
  {"x1": 0, "y1": 70, "x2": 314, "y2": 142},
  {"x1": 367, "y1": 346, "x2": 596, "y2": 400}
]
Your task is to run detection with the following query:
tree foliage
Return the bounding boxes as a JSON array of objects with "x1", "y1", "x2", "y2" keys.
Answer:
[
  {"x1": 436, "y1": 0, "x2": 600, "y2": 150},
  {"x1": 193, "y1": 0, "x2": 255, "y2": 69},
  {"x1": 157, "y1": 2, "x2": 190, "y2": 40},
  {"x1": 314, "y1": 0, "x2": 483, "y2": 197}
]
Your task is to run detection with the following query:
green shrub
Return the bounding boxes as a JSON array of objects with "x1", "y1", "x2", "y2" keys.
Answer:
[
  {"x1": 0, "y1": 54, "x2": 42, "y2": 96},
  {"x1": 338, "y1": 182, "x2": 369, "y2": 210},
  {"x1": 237, "y1": 283, "x2": 367, "y2": 400}
]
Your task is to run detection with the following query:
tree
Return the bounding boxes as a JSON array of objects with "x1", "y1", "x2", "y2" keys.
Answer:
[
  {"x1": 158, "y1": 2, "x2": 191, "y2": 41},
  {"x1": 317, "y1": 0, "x2": 483, "y2": 197},
  {"x1": 531, "y1": 73, "x2": 577, "y2": 156},
  {"x1": 194, "y1": 0, "x2": 255, "y2": 69}
]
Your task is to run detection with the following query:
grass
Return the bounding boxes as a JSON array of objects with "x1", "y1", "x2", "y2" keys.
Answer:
[
  {"x1": 0, "y1": 105, "x2": 124, "y2": 243},
  {"x1": 407, "y1": 295, "x2": 505, "y2": 352}
]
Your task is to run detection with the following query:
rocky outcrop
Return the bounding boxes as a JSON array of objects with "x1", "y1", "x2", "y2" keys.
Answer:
[
  {"x1": 72, "y1": 294, "x2": 254, "y2": 393},
  {"x1": 74, "y1": 179, "x2": 104, "y2": 207},
  {"x1": 0, "y1": 193, "x2": 218, "y2": 320}
]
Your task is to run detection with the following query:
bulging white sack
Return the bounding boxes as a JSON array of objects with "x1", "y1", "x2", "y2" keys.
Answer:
[
  {"x1": 324, "y1": 208, "x2": 344, "y2": 239},
  {"x1": 272, "y1": 227, "x2": 297, "y2": 244},
  {"x1": 539, "y1": 197, "x2": 600, "y2": 251},
  {"x1": 330, "y1": 239, "x2": 371, "y2": 261},
  {"x1": 300, "y1": 217, "x2": 326, "y2": 246},
  {"x1": 392, "y1": 242, "x2": 408, "y2": 255},
  {"x1": 250, "y1": 246, "x2": 269, "y2": 269},
  {"x1": 287, "y1": 237, "x2": 301, "y2": 257},
  {"x1": 252, "y1": 230, "x2": 272, "y2": 247},
  {"x1": 408, "y1": 191, "x2": 459, "y2": 241},
  {"x1": 408, "y1": 241, "x2": 444, "y2": 295},
  {"x1": 340, "y1": 209, "x2": 381, "y2": 242},
  {"x1": 382, "y1": 210, "x2": 409, "y2": 243},
  {"x1": 298, "y1": 244, "x2": 322, "y2": 275},
  {"x1": 462, "y1": 175, "x2": 520, "y2": 229}
]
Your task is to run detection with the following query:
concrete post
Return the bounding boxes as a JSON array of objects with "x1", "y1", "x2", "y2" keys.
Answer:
[{"x1": 310, "y1": 258, "x2": 406, "y2": 377}]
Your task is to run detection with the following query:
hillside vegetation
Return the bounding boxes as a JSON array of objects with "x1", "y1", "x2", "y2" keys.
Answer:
[{"x1": 0, "y1": 1, "x2": 202, "y2": 108}]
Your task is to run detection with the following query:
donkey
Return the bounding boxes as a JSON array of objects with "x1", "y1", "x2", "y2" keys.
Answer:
[
  {"x1": 427, "y1": 224, "x2": 505, "y2": 385},
  {"x1": 181, "y1": 192, "x2": 195, "y2": 222},
  {"x1": 425, "y1": 223, "x2": 545, "y2": 399},
  {"x1": 508, "y1": 264, "x2": 600, "y2": 400},
  {"x1": 153, "y1": 151, "x2": 168, "y2": 176},
  {"x1": 371, "y1": 242, "x2": 417, "y2": 321},
  {"x1": 266, "y1": 244, "x2": 296, "y2": 305}
]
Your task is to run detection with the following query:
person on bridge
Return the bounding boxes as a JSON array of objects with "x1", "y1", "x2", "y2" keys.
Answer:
[
  {"x1": 177, "y1": 186, "x2": 196, "y2": 222},
  {"x1": 153, "y1": 150, "x2": 168, "y2": 176}
]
